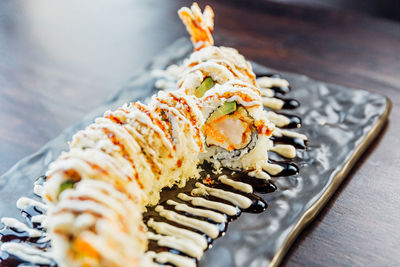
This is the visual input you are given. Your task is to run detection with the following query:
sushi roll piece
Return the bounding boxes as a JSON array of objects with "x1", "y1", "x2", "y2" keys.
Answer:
[
  {"x1": 47, "y1": 179, "x2": 148, "y2": 267},
  {"x1": 43, "y1": 90, "x2": 205, "y2": 266},
  {"x1": 45, "y1": 91, "x2": 204, "y2": 205},
  {"x1": 199, "y1": 81, "x2": 274, "y2": 171},
  {"x1": 178, "y1": 3, "x2": 274, "y2": 172},
  {"x1": 178, "y1": 2, "x2": 256, "y2": 94}
]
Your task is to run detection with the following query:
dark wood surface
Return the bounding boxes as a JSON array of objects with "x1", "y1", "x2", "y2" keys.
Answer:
[{"x1": 0, "y1": 0, "x2": 399, "y2": 266}]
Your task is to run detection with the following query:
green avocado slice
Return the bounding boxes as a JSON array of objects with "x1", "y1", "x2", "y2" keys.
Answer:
[
  {"x1": 195, "y1": 77, "x2": 215, "y2": 98},
  {"x1": 207, "y1": 102, "x2": 237, "y2": 123},
  {"x1": 59, "y1": 180, "x2": 75, "y2": 195}
]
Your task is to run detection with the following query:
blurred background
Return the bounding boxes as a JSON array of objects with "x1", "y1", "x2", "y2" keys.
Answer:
[{"x1": 256, "y1": 0, "x2": 400, "y2": 20}]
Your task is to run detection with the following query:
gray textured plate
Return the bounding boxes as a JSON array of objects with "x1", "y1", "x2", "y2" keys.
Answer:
[{"x1": 0, "y1": 38, "x2": 390, "y2": 266}]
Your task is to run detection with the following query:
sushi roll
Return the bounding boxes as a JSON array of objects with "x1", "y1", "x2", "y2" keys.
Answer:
[{"x1": 42, "y1": 3, "x2": 277, "y2": 267}]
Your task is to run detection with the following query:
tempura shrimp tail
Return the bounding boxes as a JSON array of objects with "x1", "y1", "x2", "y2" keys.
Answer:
[{"x1": 178, "y1": 2, "x2": 214, "y2": 51}]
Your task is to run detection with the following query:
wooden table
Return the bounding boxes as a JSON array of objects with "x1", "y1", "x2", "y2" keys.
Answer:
[{"x1": 0, "y1": 0, "x2": 399, "y2": 266}]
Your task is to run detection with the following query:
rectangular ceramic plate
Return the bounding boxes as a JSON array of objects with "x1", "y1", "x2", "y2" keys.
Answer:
[{"x1": 0, "y1": 38, "x2": 390, "y2": 267}]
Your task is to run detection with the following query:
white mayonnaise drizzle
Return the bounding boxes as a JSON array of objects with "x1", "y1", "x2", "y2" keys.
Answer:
[
  {"x1": 256, "y1": 76, "x2": 289, "y2": 89},
  {"x1": 33, "y1": 184, "x2": 44, "y2": 198},
  {"x1": 167, "y1": 199, "x2": 226, "y2": 223},
  {"x1": 270, "y1": 144, "x2": 297, "y2": 159},
  {"x1": 192, "y1": 182, "x2": 252, "y2": 209},
  {"x1": 16, "y1": 197, "x2": 47, "y2": 212},
  {"x1": 31, "y1": 215, "x2": 46, "y2": 224},
  {"x1": 178, "y1": 193, "x2": 238, "y2": 216},
  {"x1": 0, "y1": 243, "x2": 53, "y2": 265},
  {"x1": 218, "y1": 175, "x2": 253, "y2": 193},
  {"x1": 266, "y1": 111, "x2": 291, "y2": 128},
  {"x1": 274, "y1": 128, "x2": 308, "y2": 140},
  {"x1": 155, "y1": 205, "x2": 219, "y2": 238},
  {"x1": 260, "y1": 88, "x2": 274, "y2": 98},
  {"x1": 1, "y1": 218, "x2": 42, "y2": 238},
  {"x1": 262, "y1": 97, "x2": 284, "y2": 110},
  {"x1": 248, "y1": 170, "x2": 271, "y2": 180},
  {"x1": 147, "y1": 218, "x2": 208, "y2": 250},
  {"x1": 147, "y1": 231, "x2": 203, "y2": 259},
  {"x1": 146, "y1": 251, "x2": 196, "y2": 267},
  {"x1": 263, "y1": 162, "x2": 283, "y2": 176}
]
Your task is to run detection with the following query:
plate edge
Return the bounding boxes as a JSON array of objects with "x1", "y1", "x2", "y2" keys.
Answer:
[{"x1": 269, "y1": 97, "x2": 392, "y2": 267}]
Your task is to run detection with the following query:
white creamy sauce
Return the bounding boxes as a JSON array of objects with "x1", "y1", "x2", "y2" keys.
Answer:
[
  {"x1": 1, "y1": 243, "x2": 53, "y2": 265},
  {"x1": 1, "y1": 218, "x2": 42, "y2": 238},
  {"x1": 155, "y1": 205, "x2": 220, "y2": 238},
  {"x1": 218, "y1": 174, "x2": 253, "y2": 193},
  {"x1": 178, "y1": 193, "x2": 238, "y2": 216},
  {"x1": 263, "y1": 162, "x2": 284, "y2": 175},
  {"x1": 262, "y1": 97, "x2": 284, "y2": 110},
  {"x1": 16, "y1": 197, "x2": 47, "y2": 211},
  {"x1": 193, "y1": 183, "x2": 252, "y2": 209},
  {"x1": 257, "y1": 76, "x2": 306, "y2": 162},
  {"x1": 256, "y1": 76, "x2": 289, "y2": 89},
  {"x1": 33, "y1": 184, "x2": 44, "y2": 197},
  {"x1": 147, "y1": 218, "x2": 208, "y2": 250},
  {"x1": 147, "y1": 231, "x2": 203, "y2": 259},
  {"x1": 275, "y1": 128, "x2": 308, "y2": 140},
  {"x1": 146, "y1": 251, "x2": 196, "y2": 267},
  {"x1": 266, "y1": 111, "x2": 291, "y2": 128},
  {"x1": 270, "y1": 144, "x2": 297, "y2": 159},
  {"x1": 260, "y1": 88, "x2": 274, "y2": 98},
  {"x1": 31, "y1": 215, "x2": 46, "y2": 224},
  {"x1": 167, "y1": 199, "x2": 227, "y2": 223},
  {"x1": 248, "y1": 170, "x2": 271, "y2": 180}
]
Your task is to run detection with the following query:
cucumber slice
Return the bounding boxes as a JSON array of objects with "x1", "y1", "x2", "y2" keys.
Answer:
[
  {"x1": 195, "y1": 77, "x2": 215, "y2": 97},
  {"x1": 207, "y1": 102, "x2": 237, "y2": 123},
  {"x1": 59, "y1": 180, "x2": 75, "y2": 195}
]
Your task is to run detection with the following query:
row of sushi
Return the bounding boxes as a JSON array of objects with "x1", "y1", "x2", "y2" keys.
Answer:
[{"x1": 0, "y1": 3, "x2": 306, "y2": 267}]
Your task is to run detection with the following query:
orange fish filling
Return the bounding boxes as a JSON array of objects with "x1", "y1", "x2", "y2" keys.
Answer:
[
  {"x1": 203, "y1": 107, "x2": 254, "y2": 151},
  {"x1": 73, "y1": 238, "x2": 100, "y2": 261}
]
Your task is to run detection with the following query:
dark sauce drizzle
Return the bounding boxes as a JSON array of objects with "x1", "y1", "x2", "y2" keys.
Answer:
[
  {"x1": 280, "y1": 98, "x2": 300, "y2": 110},
  {"x1": 143, "y1": 164, "x2": 273, "y2": 264},
  {"x1": 277, "y1": 112, "x2": 302, "y2": 129},
  {"x1": 268, "y1": 159, "x2": 299, "y2": 177},
  {"x1": 270, "y1": 135, "x2": 307, "y2": 149}
]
